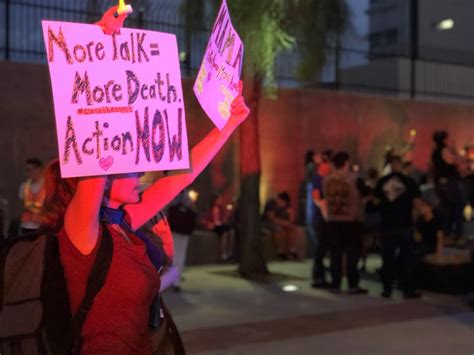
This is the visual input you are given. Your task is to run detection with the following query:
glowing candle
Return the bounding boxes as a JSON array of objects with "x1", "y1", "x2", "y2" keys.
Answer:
[
  {"x1": 188, "y1": 190, "x2": 199, "y2": 202},
  {"x1": 117, "y1": 0, "x2": 133, "y2": 15}
]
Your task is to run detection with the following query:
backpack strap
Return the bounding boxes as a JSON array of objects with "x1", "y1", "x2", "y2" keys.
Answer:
[
  {"x1": 161, "y1": 300, "x2": 186, "y2": 355},
  {"x1": 69, "y1": 224, "x2": 114, "y2": 355},
  {"x1": 159, "y1": 211, "x2": 168, "y2": 223}
]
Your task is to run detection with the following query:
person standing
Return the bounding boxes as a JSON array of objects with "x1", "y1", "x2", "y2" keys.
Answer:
[
  {"x1": 431, "y1": 130, "x2": 464, "y2": 243},
  {"x1": 166, "y1": 190, "x2": 197, "y2": 292},
  {"x1": 19, "y1": 158, "x2": 45, "y2": 234},
  {"x1": 375, "y1": 156, "x2": 422, "y2": 298},
  {"x1": 40, "y1": 81, "x2": 250, "y2": 353},
  {"x1": 304, "y1": 150, "x2": 317, "y2": 247},
  {"x1": 210, "y1": 194, "x2": 233, "y2": 261},
  {"x1": 323, "y1": 152, "x2": 366, "y2": 294},
  {"x1": 311, "y1": 163, "x2": 330, "y2": 287}
]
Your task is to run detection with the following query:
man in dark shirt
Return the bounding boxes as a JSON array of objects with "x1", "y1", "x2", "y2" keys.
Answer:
[{"x1": 375, "y1": 156, "x2": 422, "y2": 298}]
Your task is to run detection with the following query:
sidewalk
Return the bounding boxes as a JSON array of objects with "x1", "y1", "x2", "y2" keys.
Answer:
[{"x1": 163, "y1": 258, "x2": 474, "y2": 355}]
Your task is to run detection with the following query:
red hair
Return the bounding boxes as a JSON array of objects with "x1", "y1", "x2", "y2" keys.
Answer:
[{"x1": 41, "y1": 159, "x2": 79, "y2": 233}]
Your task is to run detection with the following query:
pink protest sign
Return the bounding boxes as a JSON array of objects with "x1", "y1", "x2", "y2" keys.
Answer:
[
  {"x1": 42, "y1": 21, "x2": 189, "y2": 178},
  {"x1": 193, "y1": 0, "x2": 244, "y2": 130}
]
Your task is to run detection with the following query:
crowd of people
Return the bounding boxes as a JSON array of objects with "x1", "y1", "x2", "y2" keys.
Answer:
[
  {"x1": 299, "y1": 130, "x2": 473, "y2": 298},
  {"x1": 2, "y1": 130, "x2": 472, "y2": 293}
]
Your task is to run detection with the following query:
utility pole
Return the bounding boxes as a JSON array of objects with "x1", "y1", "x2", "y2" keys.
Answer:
[
  {"x1": 334, "y1": 33, "x2": 341, "y2": 90},
  {"x1": 410, "y1": 0, "x2": 418, "y2": 99},
  {"x1": 5, "y1": 0, "x2": 10, "y2": 60}
]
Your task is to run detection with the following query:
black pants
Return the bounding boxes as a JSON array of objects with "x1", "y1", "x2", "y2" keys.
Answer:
[
  {"x1": 436, "y1": 180, "x2": 464, "y2": 239},
  {"x1": 381, "y1": 227, "x2": 419, "y2": 294},
  {"x1": 327, "y1": 221, "x2": 362, "y2": 289},
  {"x1": 312, "y1": 220, "x2": 329, "y2": 282}
]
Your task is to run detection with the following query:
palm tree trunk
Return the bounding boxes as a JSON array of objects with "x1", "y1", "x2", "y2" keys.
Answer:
[{"x1": 238, "y1": 74, "x2": 269, "y2": 279}]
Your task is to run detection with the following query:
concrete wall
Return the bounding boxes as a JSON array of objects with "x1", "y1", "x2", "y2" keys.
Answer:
[
  {"x1": 2, "y1": 60, "x2": 474, "y2": 222},
  {"x1": 259, "y1": 87, "x2": 474, "y2": 211}
]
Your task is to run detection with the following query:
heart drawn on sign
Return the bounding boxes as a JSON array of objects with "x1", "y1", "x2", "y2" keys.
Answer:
[{"x1": 99, "y1": 156, "x2": 114, "y2": 171}]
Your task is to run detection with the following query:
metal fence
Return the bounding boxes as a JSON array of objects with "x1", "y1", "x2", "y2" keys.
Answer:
[
  {"x1": 330, "y1": 47, "x2": 474, "y2": 102},
  {"x1": 0, "y1": 0, "x2": 211, "y2": 76},
  {"x1": 2, "y1": 0, "x2": 474, "y2": 102}
]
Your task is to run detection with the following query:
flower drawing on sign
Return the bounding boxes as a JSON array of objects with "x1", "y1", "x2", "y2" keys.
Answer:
[
  {"x1": 195, "y1": 65, "x2": 208, "y2": 95},
  {"x1": 217, "y1": 85, "x2": 234, "y2": 120}
]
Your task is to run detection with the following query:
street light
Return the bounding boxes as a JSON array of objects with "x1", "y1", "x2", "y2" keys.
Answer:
[{"x1": 434, "y1": 18, "x2": 454, "y2": 31}]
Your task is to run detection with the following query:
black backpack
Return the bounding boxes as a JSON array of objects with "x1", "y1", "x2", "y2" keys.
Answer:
[
  {"x1": 167, "y1": 197, "x2": 197, "y2": 235},
  {"x1": 0, "y1": 227, "x2": 113, "y2": 355}
]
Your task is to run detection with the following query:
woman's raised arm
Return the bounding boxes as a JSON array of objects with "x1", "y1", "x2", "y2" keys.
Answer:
[
  {"x1": 125, "y1": 87, "x2": 250, "y2": 231},
  {"x1": 64, "y1": 177, "x2": 107, "y2": 255},
  {"x1": 61, "y1": 4, "x2": 130, "y2": 255}
]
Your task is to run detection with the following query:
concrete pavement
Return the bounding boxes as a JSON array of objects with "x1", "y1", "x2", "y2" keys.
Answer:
[{"x1": 163, "y1": 258, "x2": 474, "y2": 355}]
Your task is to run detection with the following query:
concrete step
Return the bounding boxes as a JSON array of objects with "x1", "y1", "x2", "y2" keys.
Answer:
[{"x1": 185, "y1": 226, "x2": 308, "y2": 266}]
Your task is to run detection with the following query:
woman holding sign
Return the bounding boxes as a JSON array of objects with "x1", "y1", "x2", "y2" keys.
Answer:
[
  {"x1": 40, "y1": 5, "x2": 250, "y2": 354},
  {"x1": 41, "y1": 84, "x2": 249, "y2": 355}
]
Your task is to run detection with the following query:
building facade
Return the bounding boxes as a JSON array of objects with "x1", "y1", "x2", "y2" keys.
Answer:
[{"x1": 368, "y1": 0, "x2": 474, "y2": 63}]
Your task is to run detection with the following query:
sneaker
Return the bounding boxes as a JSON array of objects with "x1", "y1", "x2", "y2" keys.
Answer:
[
  {"x1": 311, "y1": 280, "x2": 331, "y2": 289},
  {"x1": 381, "y1": 290, "x2": 392, "y2": 299},
  {"x1": 348, "y1": 287, "x2": 368, "y2": 295},
  {"x1": 403, "y1": 290, "x2": 422, "y2": 299}
]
